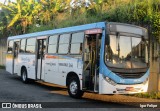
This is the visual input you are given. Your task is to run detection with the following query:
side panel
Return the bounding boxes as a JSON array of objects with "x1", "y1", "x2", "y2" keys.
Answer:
[
  {"x1": 58, "y1": 56, "x2": 83, "y2": 86},
  {"x1": 19, "y1": 54, "x2": 36, "y2": 79},
  {"x1": 44, "y1": 55, "x2": 83, "y2": 87},
  {"x1": 44, "y1": 55, "x2": 59, "y2": 83}
]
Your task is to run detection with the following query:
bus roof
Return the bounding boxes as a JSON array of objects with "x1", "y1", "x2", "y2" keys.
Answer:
[{"x1": 8, "y1": 22, "x2": 106, "y2": 40}]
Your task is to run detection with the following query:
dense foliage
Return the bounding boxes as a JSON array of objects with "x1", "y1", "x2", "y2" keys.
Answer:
[{"x1": 0, "y1": 0, "x2": 160, "y2": 42}]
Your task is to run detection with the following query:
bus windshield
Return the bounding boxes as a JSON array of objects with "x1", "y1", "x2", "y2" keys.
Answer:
[{"x1": 105, "y1": 35, "x2": 148, "y2": 69}]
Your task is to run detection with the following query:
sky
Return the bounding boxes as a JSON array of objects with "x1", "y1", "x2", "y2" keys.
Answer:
[
  {"x1": 0, "y1": 0, "x2": 6, "y2": 4},
  {"x1": 0, "y1": 0, "x2": 16, "y2": 4},
  {"x1": 0, "y1": 0, "x2": 16, "y2": 10}
]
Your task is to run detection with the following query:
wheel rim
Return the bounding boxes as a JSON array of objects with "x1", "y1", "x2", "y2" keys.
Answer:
[
  {"x1": 22, "y1": 71, "x2": 26, "y2": 81},
  {"x1": 70, "y1": 81, "x2": 78, "y2": 95}
]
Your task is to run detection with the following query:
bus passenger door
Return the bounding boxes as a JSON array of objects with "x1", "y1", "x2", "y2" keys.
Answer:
[
  {"x1": 83, "y1": 29, "x2": 102, "y2": 92},
  {"x1": 6, "y1": 40, "x2": 14, "y2": 74},
  {"x1": 13, "y1": 41, "x2": 20, "y2": 74},
  {"x1": 37, "y1": 39, "x2": 46, "y2": 80}
]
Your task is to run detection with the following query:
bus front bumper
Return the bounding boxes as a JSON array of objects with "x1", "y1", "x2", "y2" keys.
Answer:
[{"x1": 99, "y1": 74, "x2": 148, "y2": 94}]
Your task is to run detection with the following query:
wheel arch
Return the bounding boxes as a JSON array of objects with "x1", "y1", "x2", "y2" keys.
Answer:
[
  {"x1": 21, "y1": 65, "x2": 27, "y2": 75},
  {"x1": 20, "y1": 65, "x2": 30, "y2": 83},
  {"x1": 66, "y1": 72, "x2": 80, "y2": 87}
]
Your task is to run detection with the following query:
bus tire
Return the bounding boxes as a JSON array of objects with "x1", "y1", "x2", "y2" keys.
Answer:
[
  {"x1": 21, "y1": 68, "x2": 29, "y2": 83},
  {"x1": 68, "y1": 77, "x2": 84, "y2": 99}
]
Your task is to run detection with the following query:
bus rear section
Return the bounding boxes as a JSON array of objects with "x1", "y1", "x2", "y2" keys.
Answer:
[{"x1": 98, "y1": 22, "x2": 149, "y2": 94}]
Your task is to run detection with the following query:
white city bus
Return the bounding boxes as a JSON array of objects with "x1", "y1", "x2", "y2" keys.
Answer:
[{"x1": 6, "y1": 22, "x2": 149, "y2": 98}]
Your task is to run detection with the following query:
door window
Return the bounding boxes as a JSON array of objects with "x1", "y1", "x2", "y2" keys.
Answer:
[
  {"x1": 7, "y1": 41, "x2": 13, "y2": 53},
  {"x1": 14, "y1": 42, "x2": 19, "y2": 58},
  {"x1": 20, "y1": 39, "x2": 26, "y2": 53}
]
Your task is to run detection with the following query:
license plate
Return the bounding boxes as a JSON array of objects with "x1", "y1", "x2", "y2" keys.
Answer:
[{"x1": 125, "y1": 87, "x2": 134, "y2": 91}]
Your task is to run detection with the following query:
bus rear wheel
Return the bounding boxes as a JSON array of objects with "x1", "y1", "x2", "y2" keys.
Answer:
[
  {"x1": 21, "y1": 68, "x2": 29, "y2": 83},
  {"x1": 68, "y1": 77, "x2": 84, "y2": 98}
]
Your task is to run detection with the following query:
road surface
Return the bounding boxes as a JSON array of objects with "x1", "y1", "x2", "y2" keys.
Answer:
[{"x1": 0, "y1": 69, "x2": 151, "y2": 111}]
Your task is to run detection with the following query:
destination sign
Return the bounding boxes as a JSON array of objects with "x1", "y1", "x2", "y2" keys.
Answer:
[{"x1": 85, "y1": 28, "x2": 102, "y2": 34}]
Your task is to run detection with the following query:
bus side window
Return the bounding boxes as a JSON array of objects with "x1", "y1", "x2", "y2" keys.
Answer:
[
  {"x1": 48, "y1": 35, "x2": 58, "y2": 53},
  {"x1": 26, "y1": 38, "x2": 36, "y2": 53},
  {"x1": 70, "y1": 32, "x2": 84, "y2": 54},
  {"x1": 58, "y1": 34, "x2": 70, "y2": 54},
  {"x1": 20, "y1": 39, "x2": 26, "y2": 53},
  {"x1": 7, "y1": 41, "x2": 13, "y2": 54}
]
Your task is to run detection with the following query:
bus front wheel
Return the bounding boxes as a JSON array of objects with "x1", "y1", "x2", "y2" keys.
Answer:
[
  {"x1": 21, "y1": 68, "x2": 29, "y2": 83},
  {"x1": 68, "y1": 77, "x2": 84, "y2": 98}
]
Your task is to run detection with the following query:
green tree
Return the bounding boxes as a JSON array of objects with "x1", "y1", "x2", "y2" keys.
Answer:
[
  {"x1": 0, "y1": 11, "x2": 8, "y2": 37},
  {"x1": 0, "y1": 0, "x2": 37, "y2": 34}
]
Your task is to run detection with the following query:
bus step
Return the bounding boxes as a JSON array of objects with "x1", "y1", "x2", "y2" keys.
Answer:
[{"x1": 82, "y1": 89, "x2": 99, "y2": 93}]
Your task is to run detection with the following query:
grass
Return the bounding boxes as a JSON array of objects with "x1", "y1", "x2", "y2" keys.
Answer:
[
  {"x1": 131, "y1": 92, "x2": 160, "y2": 99},
  {"x1": 0, "y1": 65, "x2": 5, "y2": 69}
]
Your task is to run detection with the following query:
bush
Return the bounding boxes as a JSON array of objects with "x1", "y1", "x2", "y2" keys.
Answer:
[
  {"x1": 133, "y1": 92, "x2": 160, "y2": 99},
  {"x1": 0, "y1": 65, "x2": 5, "y2": 69}
]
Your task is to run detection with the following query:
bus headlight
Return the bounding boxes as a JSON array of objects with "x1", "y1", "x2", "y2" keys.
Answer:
[
  {"x1": 104, "y1": 76, "x2": 117, "y2": 86},
  {"x1": 143, "y1": 78, "x2": 148, "y2": 85}
]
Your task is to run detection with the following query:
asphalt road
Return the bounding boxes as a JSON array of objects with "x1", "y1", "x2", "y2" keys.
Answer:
[{"x1": 0, "y1": 69, "x2": 149, "y2": 111}]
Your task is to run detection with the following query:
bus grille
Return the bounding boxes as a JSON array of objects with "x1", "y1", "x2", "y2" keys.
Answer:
[{"x1": 115, "y1": 72, "x2": 145, "y2": 79}]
